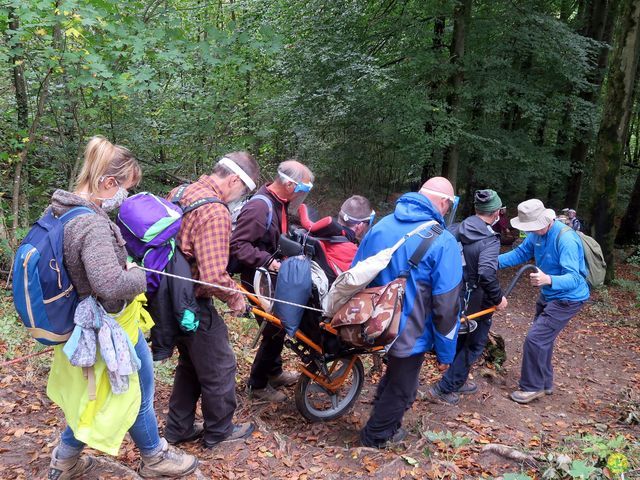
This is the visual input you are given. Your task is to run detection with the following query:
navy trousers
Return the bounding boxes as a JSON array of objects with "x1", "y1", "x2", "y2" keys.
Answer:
[
  {"x1": 519, "y1": 296, "x2": 584, "y2": 392},
  {"x1": 438, "y1": 313, "x2": 493, "y2": 394}
]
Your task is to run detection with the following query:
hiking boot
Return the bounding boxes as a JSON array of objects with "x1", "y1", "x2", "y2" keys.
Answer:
[
  {"x1": 423, "y1": 384, "x2": 460, "y2": 406},
  {"x1": 510, "y1": 390, "x2": 545, "y2": 404},
  {"x1": 268, "y1": 370, "x2": 299, "y2": 388},
  {"x1": 248, "y1": 384, "x2": 287, "y2": 402},
  {"x1": 371, "y1": 427, "x2": 408, "y2": 449},
  {"x1": 204, "y1": 422, "x2": 256, "y2": 449},
  {"x1": 165, "y1": 421, "x2": 204, "y2": 445},
  {"x1": 545, "y1": 389, "x2": 553, "y2": 395},
  {"x1": 456, "y1": 381, "x2": 478, "y2": 395},
  {"x1": 48, "y1": 447, "x2": 96, "y2": 480},
  {"x1": 138, "y1": 439, "x2": 198, "y2": 478}
]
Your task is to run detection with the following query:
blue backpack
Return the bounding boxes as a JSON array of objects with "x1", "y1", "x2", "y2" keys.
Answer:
[{"x1": 12, "y1": 206, "x2": 94, "y2": 345}]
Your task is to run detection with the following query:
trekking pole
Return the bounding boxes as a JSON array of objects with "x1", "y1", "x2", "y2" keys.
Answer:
[{"x1": 462, "y1": 264, "x2": 539, "y2": 322}]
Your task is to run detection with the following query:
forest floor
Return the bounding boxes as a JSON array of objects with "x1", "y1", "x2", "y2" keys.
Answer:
[{"x1": 0, "y1": 260, "x2": 639, "y2": 479}]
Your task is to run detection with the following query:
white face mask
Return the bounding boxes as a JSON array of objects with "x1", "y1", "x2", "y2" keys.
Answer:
[
  {"x1": 491, "y1": 214, "x2": 500, "y2": 226},
  {"x1": 98, "y1": 186, "x2": 129, "y2": 213}
]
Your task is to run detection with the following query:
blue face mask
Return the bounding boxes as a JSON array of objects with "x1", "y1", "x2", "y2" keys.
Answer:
[{"x1": 278, "y1": 170, "x2": 313, "y2": 193}]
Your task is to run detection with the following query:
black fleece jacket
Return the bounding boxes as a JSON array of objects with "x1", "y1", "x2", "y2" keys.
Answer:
[{"x1": 450, "y1": 215, "x2": 503, "y2": 313}]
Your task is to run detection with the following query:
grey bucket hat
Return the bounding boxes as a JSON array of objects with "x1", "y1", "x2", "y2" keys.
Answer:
[{"x1": 510, "y1": 199, "x2": 556, "y2": 231}]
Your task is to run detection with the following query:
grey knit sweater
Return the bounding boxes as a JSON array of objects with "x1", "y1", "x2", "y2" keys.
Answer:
[{"x1": 50, "y1": 190, "x2": 146, "y2": 313}]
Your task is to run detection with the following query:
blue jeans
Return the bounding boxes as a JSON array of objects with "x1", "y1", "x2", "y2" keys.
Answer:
[
  {"x1": 519, "y1": 297, "x2": 584, "y2": 392},
  {"x1": 439, "y1": 314, "x2": 493, "y2": 394},
  {"x1": 60, "y1": 331, "x2": 162, "y2": 456}
]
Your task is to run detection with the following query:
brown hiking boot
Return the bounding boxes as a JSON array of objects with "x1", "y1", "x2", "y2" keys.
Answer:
[
  {"x1": 510, "y1": 390, "x2": 545, "y2": 404},
  {"x1": 268, "y1": 370, "x2": 299, "y2": 388},
  {"x1": 138, "y1": 439, "x2": 198, "y2": 478},
  {"x1": 48, "y1": 447, "x2": 96, "y2": 480},
  {"x1": 248, "y1": 384, "x2": 287, "y2": 402}
]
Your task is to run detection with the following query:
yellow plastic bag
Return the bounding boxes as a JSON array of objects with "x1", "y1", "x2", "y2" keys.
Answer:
[{"x1": 47, "y1": 294, "x2": 153, "y2": 456}]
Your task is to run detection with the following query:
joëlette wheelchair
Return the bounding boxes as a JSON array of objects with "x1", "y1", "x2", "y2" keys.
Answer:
[
  {"x1": 238, "y1": 228, "x2": 537, "y2": 423},
  {"x1": 238, "y1": 229, "x2": 382, "y2": 422}
]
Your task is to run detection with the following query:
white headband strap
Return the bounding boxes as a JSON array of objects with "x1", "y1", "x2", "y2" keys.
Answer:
[
  {"x1": 219, "y1": 157, "x2": 256, "y2": 191},
  {"x1": 419, "y1": 187, "x2": 454, "y2": 202}
]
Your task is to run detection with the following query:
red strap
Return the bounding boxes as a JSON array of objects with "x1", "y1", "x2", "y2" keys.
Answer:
[{"x1": 281, "y1": 204, "x2": 288, "y2": 234}]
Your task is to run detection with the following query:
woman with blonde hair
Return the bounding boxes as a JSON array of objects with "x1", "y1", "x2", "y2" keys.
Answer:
[{"x1": 46, "y1": 136, "x2": 198, "y2": 479}]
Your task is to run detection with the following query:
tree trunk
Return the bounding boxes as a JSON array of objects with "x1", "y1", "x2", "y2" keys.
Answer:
[
  {"x1": 564, "y1": 0, "x2": 619, "y2": 210},
  {"x1": 8, "y1": 7, "x2": 28, "y2": 248},
  {"x1": 590, "y1": 0, "x2": 640, "y2": 282},
  {"x1": 440, "y1": 0, "x2": 472, "y2": 191},
  {"x1": 616, "y1": 167, "x2": 640, "y2": 244}
]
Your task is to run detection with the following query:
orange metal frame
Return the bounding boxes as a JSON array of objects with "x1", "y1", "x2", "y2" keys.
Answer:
[{"x1": 237, "y1": 284, "x2": 381, "y2": 389}]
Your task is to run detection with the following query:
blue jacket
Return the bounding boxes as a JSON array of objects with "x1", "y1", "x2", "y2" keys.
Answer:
[
  {"x1": 352, "y1": 192, "x2": 462, "y2": 362},
  {"x1": 498, "y1": 220, "x2": 589, "y2": 301}
]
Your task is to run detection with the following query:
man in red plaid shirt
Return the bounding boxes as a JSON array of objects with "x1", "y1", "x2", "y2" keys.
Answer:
[{"x1": 164, "y1": 151, "x2": 260, "y2": 449}]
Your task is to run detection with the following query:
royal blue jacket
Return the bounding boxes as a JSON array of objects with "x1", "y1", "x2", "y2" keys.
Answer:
[
  {"x1": 498, "y1": 220, "x2": 589, "y2": 302},
  {"x1": 352, "y1": 193, "x2": 463, "y2": 362}
]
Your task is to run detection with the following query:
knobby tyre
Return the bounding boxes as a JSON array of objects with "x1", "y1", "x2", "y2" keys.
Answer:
[{"x1": 294, "y1": 356, "x2": 365, "y2": 422}]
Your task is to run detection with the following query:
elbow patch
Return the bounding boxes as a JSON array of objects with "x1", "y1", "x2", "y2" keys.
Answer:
[{"x1": 431, "y1": 282, "x2": 462, "y2": 336}]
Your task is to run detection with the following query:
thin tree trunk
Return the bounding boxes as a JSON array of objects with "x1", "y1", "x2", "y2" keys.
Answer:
[
  {"x1": 8, "y1": 7, "x2": 28, "y2": 248},
  {"x1": 590, "y1": 0, "x2": 640, "y2": 282},
  {"x1": 440, "y1": 0, "x2": 472, "y2": 190}
]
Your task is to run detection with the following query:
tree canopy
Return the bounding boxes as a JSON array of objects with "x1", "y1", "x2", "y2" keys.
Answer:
[{"x1": 1, "y1": 0, "x2": 639, "y2": 280}]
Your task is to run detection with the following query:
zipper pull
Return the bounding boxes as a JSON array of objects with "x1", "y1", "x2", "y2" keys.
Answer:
[{"x1": 49, "y1": 259, "x2": 62, "y2": 289}]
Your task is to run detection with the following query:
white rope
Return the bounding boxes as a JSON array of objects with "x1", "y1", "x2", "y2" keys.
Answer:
[{"x1": 133, "y1": 265, "x2": 325, "y2": 313}]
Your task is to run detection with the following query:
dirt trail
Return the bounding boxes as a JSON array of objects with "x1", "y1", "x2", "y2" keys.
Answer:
[{"x1": 1, "y1": 269, "x2": 639, "y2": 479}]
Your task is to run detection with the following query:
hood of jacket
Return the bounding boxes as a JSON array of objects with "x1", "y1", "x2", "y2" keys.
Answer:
[
  {"x1": 454, "y1": 215, "x2": 498, "y2": 245},
  {"x1": 50, "y1": 189, "x2": 107, "y2": 219},
  {"x1": 394, "y1": 192, "x2": 445, "y2": 225}
]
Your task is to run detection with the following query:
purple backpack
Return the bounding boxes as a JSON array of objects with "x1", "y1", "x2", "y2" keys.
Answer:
[
  {"x1": 117, "y1": 193, "x2": 183, "y2": 296},
  {"x1": 116, "y1": 188, "x2": 225, "y2": 296}
]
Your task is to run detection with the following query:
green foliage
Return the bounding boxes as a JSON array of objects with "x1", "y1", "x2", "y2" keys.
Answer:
[
  {"x1": 503, "y1": 474, "x2": 533, "y2": 480},
  {"x1": 0, "y1": 294, "x2": 38, "y2": 361},
  {"x1": 539, "y1": 433, "x2": 639, "y2": 479},
  {"x1": 424, "y1": 430, "x2": 472, "y2": 449},
  {"x1": 0, "y1": 0, "x2": 637, "y2": 230}
]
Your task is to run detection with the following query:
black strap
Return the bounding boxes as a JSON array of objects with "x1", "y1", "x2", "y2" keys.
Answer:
[
  {"x1": 400, "y1": 223, "x2": 443, "y2": 277},
  {"x1": 171, "y1": 183, "x2": 228, "y2": 214},
  {"x1": 311, "y1": 235, "x2": 350, "y2": 243}
]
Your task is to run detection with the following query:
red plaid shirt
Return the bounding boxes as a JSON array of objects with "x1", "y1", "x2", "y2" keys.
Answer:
[{"x1": 169, "y1": 176, "x2": 242, "y2": 304}]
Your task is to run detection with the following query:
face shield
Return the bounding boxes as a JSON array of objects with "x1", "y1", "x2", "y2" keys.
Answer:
[
  {"x1": 445, "y1": 195, "x2": 460, "y2": 226},
  {"x1": 340, "y1": 209, "x2": 376, "y2": 226},
  {"x1": 219, "y1": 157, "x2": 256, "y2": 203},
  {"x1": 420, "y1": 187, "x2": 459, "y2": 226},
  {"x1": 279, "y1": 170, "x2": 313, "y2": 213}
]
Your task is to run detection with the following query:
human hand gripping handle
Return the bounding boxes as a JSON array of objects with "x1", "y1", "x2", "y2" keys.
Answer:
[
  {"x1": 228, "y1": 293, "x2": 249, "y2": 317},
  {"x1": 529, "y1": 267, "x2": 552, "y2": 287}
]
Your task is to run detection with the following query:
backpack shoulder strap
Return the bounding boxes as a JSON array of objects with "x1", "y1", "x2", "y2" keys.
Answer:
[
  {"x1": 556, "y1": 225, "x2": 574, "y2": 251},
  {"x1": 59, "y1": 206, "x2": 94, "y2": 224},
  {"x1": 171, "y1": 183, "x2": 229, "y2": 214},
  {"x1": 170, "y1": 184, "x2": 190, "y2": 205},
  {"x1": 250, "y1": 194, "x2": 273, "y2": 229},
  {"x1": 400, "y1": 223, "x2": 444, "y2": 277},
  {"x1": 182, "y1": 197, "x2": 227, "y2": 214}
]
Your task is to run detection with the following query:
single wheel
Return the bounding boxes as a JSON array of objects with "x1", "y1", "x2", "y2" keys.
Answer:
[{"x1": 294, "y1": 356, "x2": 365, "y2": 422}]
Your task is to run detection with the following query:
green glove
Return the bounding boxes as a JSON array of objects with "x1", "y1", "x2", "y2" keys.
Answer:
[{"x1": 180, "y1": 310, "x2": 199, "y2": 332}]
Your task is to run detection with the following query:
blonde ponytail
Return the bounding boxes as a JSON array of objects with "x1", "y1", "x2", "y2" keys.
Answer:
[{"x1": 75, "y1": 135, "x2": 142, "y2": 193}]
